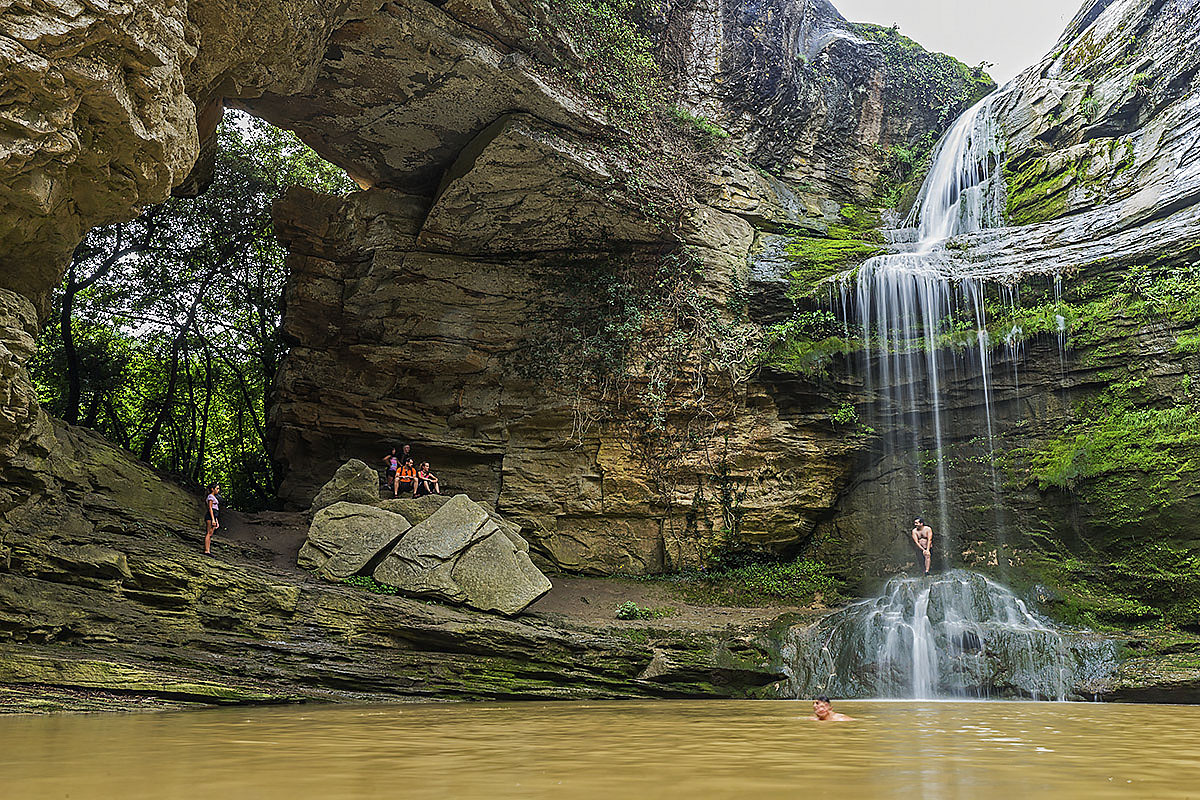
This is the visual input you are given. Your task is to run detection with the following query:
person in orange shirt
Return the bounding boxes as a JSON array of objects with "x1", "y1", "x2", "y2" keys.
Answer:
[{"x1": 394, "y1": 457, "x2": 418, "y2": 498}]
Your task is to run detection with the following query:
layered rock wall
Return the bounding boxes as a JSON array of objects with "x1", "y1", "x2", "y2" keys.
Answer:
[{"x1": 264, "y1": 0, "x2": 989, "y2": 573}]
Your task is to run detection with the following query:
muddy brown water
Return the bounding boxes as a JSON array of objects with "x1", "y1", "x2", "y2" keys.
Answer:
[{"x1": 3, "y1": 700, "x2": 1199, "y2": 799}]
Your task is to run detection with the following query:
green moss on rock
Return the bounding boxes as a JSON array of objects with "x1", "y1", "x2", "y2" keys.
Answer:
[
  {"x1": 850, "y1": 23, "x2": 995, "y2": 122},
  {"x1": 1005, "y1": 156, "x2": 1078, "y2": 226}
]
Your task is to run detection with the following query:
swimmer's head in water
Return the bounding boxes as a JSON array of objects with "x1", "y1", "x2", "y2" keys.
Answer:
[{"x1": 812, "y1": 696, "x2": 832, "y2": 719}]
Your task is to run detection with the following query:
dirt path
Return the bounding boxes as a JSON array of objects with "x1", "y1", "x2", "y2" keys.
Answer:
[
  {"x1": 209, "y1": 510, "x2": 309, "y2": 569},
  {"x1": 527, "y1": 575, "x2": 823, "y2": 630},
  {"x1": 211, "y1": 509, "x2": 824, "y2": 633}
]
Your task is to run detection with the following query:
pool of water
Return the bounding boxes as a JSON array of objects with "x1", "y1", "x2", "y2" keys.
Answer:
[{"x1": 3, "y1": 700, "x2": 1199, "y2": 798}]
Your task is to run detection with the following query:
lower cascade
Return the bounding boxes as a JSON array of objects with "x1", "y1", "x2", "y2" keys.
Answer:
[{"x1": 779, "y1": 571, "x2": 1117, "y2": 700}]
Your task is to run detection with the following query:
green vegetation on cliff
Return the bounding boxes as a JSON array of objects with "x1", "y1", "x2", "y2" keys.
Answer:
[
  {"x1": 852, "y1": 22, "x2": 994, "y2": 209},
  {"x1": 537, "y1": 0, "x2": 732, "y2": 228},
  {"x1": 1004, "y1": 138, "x2": 1136, "y2": 226},
  {"x1": 1018, "y1": 542, "x2": 1200, "y2": 631},
  {"x1": 627, "y1": 556, "x2": 844, "y2": 607},
  {"x1": 539, "y1": 0, "x2": 660, "y2": 121},
  {"x1": 760, "y1": 310, "x2": 855, "y2": 376},
  {"x1": 850, "y1": 24, "x2": 995, "y2": 125},
  {"x1": 968, "y1": 252, "x2": 1200, "y2": 632},
  {"x1": 758, "y1": 206, "x2": 884, "y2": 376}
]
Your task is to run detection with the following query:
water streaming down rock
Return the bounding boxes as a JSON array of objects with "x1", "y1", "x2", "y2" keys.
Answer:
[
  {"x1": 836, "y1": 93, "x2": 1012, "y2": 562},
  {"x1": 796, "y1": 97, "x2": 1122, "y2": 700},
  {"x1": 778, "y1": 571, "x2": 1117, "y2": 699}
]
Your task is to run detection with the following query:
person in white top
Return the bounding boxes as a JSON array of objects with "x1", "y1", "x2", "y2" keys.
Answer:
[{"x1": 204, "y1": 483, "x2": 221, "y2": 555}]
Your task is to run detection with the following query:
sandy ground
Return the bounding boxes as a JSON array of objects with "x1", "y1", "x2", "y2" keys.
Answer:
[
  {"x1": 525, "y1": 575, "x2": 822, "y2": 630},
  {"x1": 204, "y1": 509, "x2": 823, "y2": 633}
]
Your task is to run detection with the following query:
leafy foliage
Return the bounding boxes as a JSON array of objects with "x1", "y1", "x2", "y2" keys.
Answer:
[
  {"x1": 30, "y1": 111, "x2": 355, "y2": 510},
  {"x1": 679, "y1": 556, "x2": 844, "y2": 606},
  {"x1": 667, "y1": 105, "x2": 730, "y2": 143},
  {"x1": 850, "y1": 23, "x2": 995, "y2": 126},
  {"x1": 760, "y1": 311, "x2": 853, "y2": 376},
  {"x1": 540, "y1": 0, "x2": 661, "y2": 122},
  {"x1": 343, "y1": 575, "x2": 401, "y2": 595},
  {"x1": 615, "y1": 600, "x2": 674, "y2": 619}
]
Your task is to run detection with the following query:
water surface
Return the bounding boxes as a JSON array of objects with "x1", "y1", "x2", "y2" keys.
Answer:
[{"x1": 3, "y1": 700, "x2": 1199, "y2": 799}]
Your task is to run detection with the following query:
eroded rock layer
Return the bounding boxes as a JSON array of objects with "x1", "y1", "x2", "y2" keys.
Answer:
[
  {"x1": 265, "y1": 0, "x2": 988, "y2": 572},
  {"x1": 0, "y1": 428, "x2": 781, "y2": 703}
]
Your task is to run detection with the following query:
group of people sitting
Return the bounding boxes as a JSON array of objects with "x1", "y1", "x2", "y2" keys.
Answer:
[{"x1": 381, "y1": 443, "x2": 441, "y2": 498}]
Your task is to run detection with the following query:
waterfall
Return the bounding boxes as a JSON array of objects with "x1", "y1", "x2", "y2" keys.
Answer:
[
  {"x1": 778, "y1": 571, "x2": 1117, "y2": 700},
  {"x1": 793, "y1": 96, "x2": 1121, "y2": 701},
  {"x1": 836, "y1": 93, "x2": 1009, "y2": 563}
]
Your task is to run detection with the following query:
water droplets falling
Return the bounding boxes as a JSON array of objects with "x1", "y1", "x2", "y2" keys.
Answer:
[
  {"x1": 780, "y1": 571, "x2": 1116, "y2": 699},
  {"x1": 835, "y1": 94, "x2": 1010, "y2": 562},
  {"x1": 794, "y1": 94, "x2": 1116, "y2": 701}
]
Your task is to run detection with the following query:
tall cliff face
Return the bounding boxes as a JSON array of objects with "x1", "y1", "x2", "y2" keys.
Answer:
[
  {"x1": 260, "y1": 0, "x2": 991, "y2": 573},
  {"x1": 661, "y1": 0, "x2": 992, "y2": 200},
  {"x1": 803, "y1": 0, "x2": 1200, "y2": 627}
]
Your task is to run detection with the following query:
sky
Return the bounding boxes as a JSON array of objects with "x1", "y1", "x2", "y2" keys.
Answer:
[{"x1": 832, "y1": 0, "x2": 1086, "y2": 84}]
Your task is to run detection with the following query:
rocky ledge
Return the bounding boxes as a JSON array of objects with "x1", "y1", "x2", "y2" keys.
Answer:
[
  {"x1": 300, "y1": 459, "x2": 554, "y2": 615},
  {"x1": 0, "y1": 425, "x2": 784, "y2": 709}
]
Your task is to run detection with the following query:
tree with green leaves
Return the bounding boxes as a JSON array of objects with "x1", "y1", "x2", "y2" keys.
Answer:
[{"x1": 31, "y1": 111, "x2": 356, "y2": 510}]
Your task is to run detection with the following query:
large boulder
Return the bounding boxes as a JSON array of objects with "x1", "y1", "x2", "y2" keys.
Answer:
[
  {"x1": 310, "y1": 459, "x2": 380, "y2": 512},
  {"x1": 379, "y1": 495, "x2": 451, "y2": 525},
  {"x1": 298, "y1": 502, "x2": 411, "y2": 580},
  {"x1": 373, "y1": 494, "x2": 552, "y2": 615},
  {"x1": 381, "y1": 495, "x2": 526, "y2": 545}
]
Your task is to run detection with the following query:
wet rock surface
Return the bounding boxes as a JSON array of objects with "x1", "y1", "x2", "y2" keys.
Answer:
[{"x1": 772, "y1": 571, "x2": 1118, "y2": 700}]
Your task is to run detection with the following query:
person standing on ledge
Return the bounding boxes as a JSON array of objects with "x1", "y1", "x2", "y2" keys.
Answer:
[
  {"x1": 204, "y1": 483, "x2": 221, "y2": 555},
  {"x1": 382, "y1": 447, "x2": 400, "y2": 489},
  {"x1": 809, "y1": 696, "x2": 854, "y2": 721},
  {"x1": 911, "y1": 516, "x2": 934, "y2": 576}
]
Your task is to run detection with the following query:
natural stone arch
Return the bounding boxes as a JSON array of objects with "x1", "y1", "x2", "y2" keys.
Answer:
[{"x1": 0, "y1": 0, "x2": 990, "y2": 573}]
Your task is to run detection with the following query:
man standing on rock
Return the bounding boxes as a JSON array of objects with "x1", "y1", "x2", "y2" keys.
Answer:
[{"x1": 911, "y1": 517, "x2": 933, "y2": 576}]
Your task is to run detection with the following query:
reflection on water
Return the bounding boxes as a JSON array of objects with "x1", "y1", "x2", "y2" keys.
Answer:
[{"x1": 2, "y1": 701, "x2": 1199, "y2": 799}]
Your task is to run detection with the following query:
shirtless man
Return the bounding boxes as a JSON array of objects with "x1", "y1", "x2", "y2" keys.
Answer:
[
  {"x1": 911, "y1": 516, "x2": 933, "y2": 576},
  {"x1": 809, "y1": 695, "x2": 854, "y2": 721}
]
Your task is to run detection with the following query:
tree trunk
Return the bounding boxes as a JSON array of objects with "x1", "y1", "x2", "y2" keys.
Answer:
[
  {"x1": 82, "y1": 391, "x2": 101, "y2": 428},
  {"x1": 61, "y1": 266, "x2": 82, "y2": 424},
  {"x1": 195, "y1": 346, "x2": 214, "y2": 483},
  {"x1": 138, "y1": 333, "x2": 183, "y2": 463},
  {"x1": 104, "y1": 398, "x2": 132, "y2": 450}
]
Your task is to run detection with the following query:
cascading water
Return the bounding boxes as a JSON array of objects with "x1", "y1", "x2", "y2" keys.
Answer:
[
  {"x1": 788, "y1": 95, "x2": 1119, "y2": 699},
  {"x1": 778, "y1": 571, "x2": 1116, "y2": 700},
  {"x1": 838, "y1": 94, "x2": 1010, "y2": 562}
]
